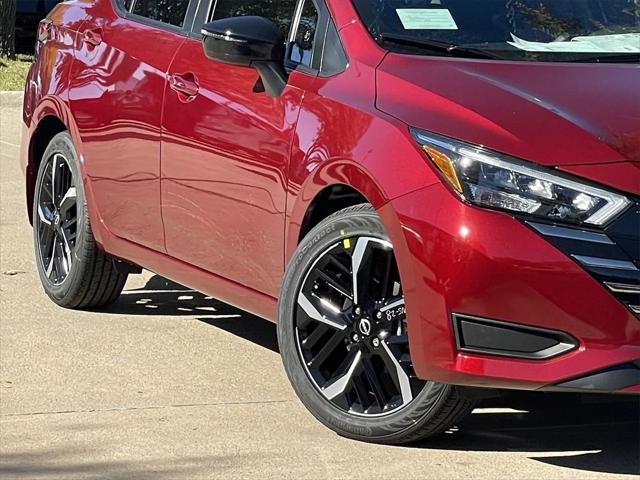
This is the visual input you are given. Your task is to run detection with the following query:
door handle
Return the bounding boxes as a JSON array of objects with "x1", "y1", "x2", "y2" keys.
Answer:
[
  {"x1": 169, "y1": 73, "x2": 200, "y2": 100},
  {"x1": 82, "y1": 28, "x2": 103, "y2": 47}
]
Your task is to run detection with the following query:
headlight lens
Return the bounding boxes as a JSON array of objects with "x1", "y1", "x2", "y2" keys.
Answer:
[{"x1": 411, "y1": 129, "x2": 631, "y2": 226}]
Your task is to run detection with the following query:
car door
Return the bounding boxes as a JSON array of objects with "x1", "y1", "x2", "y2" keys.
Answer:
[
  {"x1": 69, "y1": 0, "x2": 195, "y2": 252},
  {"x1": 161, "y1": 0, "x2": 321, "y2": 297}
]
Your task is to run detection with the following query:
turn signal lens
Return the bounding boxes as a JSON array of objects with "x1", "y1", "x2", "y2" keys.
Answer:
[{"x1": 421, "y1": 145, "x2": 462, "y2": 193}]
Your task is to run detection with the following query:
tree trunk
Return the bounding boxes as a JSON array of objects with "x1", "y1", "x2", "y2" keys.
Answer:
[{"x1": 0, "y1": 0, "x2": 17, "y2": 59}]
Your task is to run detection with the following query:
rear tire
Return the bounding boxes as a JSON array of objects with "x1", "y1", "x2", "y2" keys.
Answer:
[
  {"x1": 278, "y1": 204, "x2": 476, "y2": 444},
  {"x1": 33, "y1": 132, "x2": 128, "y2": 309}
]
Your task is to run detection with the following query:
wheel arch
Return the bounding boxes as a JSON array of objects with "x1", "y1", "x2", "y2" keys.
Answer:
[
  {"x1": 298, "y1": 184, "x2": 368, "y2": 240},
  {"x1": 26, "y1": 115, "x2": 68, "y2": 225},
  {"x1": 284, "y1": 160, "x2": 420, "y2": 341},
  {"x1": 25, "y1": 94, "x2": 88, "y2": 223},
  {"x1": 285, "y1": 160, "x2": 389, "y2": 263}
]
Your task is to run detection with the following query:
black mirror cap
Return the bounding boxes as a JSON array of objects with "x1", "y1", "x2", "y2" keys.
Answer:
[{"x1": 201, "y1": 16, "x2": 285, "y2": 67}]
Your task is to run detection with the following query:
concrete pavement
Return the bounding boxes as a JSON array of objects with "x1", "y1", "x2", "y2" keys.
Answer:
[{"x1": 1, "y1": 93, "x2": 638, "y2": 479}]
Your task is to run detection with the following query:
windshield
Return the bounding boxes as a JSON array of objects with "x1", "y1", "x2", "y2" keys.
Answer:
[{"x1": 352, "y1": 0, "x2": 640, "y2": 62}]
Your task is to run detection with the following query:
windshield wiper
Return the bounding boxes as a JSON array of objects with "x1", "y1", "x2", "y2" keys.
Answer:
[
  {"x1": 569, "y1": 53, "x2": 640, "y2": 63},
  {"x1": 379, "y1": 33, "x2": 503, "y2": 60}
]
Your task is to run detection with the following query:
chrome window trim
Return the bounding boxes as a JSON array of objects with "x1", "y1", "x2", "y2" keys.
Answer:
[{"x1": 289, "y1": 0, "x2": 306, "y2": 44}]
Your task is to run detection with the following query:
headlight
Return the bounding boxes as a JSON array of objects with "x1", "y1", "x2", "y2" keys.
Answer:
[{"x1": 411, "y1": 129, "x2": 631, "y2": 226}]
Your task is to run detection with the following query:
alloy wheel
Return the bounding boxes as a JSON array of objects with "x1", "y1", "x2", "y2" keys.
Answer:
[
  {"x1": 295, "y1": 237, "x2": 426, "y2": 417},
  {"x1": 35, "y1": 153, "x2": 78, "y2": 285}
]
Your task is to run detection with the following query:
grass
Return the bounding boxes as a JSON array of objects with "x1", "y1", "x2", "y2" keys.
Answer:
[{"x1": 0, "y1": 54, "x2": 33, "y2": 91}]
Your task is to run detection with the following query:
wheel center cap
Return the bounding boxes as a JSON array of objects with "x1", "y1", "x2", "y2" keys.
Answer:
[
  {"x1": 358, "y1": 318, "x2": 372, "y2": 336},
  {"x1": 53, "y1": 212, "x2": 61, "y2": 227}
]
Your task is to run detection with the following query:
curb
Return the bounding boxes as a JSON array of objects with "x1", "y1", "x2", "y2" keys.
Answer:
[{"x1": 0, "y1": 92, "x2": 25, "y2": 108}]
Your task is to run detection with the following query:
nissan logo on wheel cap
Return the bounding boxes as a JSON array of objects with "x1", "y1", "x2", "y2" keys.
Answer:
[{"x1": 358, "y1": 318, "x2": 372, "y2": 336}]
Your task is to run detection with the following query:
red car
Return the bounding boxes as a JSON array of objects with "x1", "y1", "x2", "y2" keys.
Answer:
[{"x1": 21, "y1": 0, "x2": 640, "y2": 444}]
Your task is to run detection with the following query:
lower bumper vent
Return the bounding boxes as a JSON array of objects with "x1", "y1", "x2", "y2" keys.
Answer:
[{"x1": 453, "y1": 314, "x2": 577, "y2": 360}]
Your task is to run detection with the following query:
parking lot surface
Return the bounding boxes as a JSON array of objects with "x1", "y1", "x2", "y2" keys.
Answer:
[{"x1": 1, "y1": 93, "x2": 638, "y2": 479}]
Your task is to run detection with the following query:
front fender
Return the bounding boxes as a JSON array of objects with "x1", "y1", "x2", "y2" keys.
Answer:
[
  {"x1": 283, "y1": 156, "x2": 420, "y2": 341},
  {"x1": 285, "y1": 159, "x2": 388, "y2": 262}
]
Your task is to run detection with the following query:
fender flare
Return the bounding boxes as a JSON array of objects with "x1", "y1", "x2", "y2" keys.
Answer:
[
  {"x1": 285, "y1": 157, "x2": 389, "y2": 262},
  {"x1": 27, "y1": 97, "x2": 107, "y2": 247},
  {"x1": 283, "y1": 155, "x2": 418, "y2": 329}
]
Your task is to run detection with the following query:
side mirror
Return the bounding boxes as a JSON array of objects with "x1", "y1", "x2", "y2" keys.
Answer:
[{"x1": 201, "y1": 16, "x2": 288, "y2": 97}]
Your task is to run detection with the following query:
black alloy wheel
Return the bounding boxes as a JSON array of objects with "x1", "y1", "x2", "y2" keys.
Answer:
[
  {"x1": 35, "y1": 152, "x2": 78, "y2": 285},
  {"x1": 33, "y1": 132, "x2": 129, "y2": 309},
  {"x1": 278, "y1": 204, "x2": 476, "y2": 444},
  {"x1": 295, "y1": 236, "x2": 424, "y2": 416}
]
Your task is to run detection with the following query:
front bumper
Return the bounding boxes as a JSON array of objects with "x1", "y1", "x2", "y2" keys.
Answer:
[{"x1": 378, "y1": 182, "x2": 640, "y2": 393}]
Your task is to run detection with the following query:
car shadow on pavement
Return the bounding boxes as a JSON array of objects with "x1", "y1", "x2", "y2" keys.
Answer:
[
  {"x1": 103, "y1": 275, "x2": 638, "y2": 476},
  {"x1": 103, "y1": 275, "x2": 279, "y2": 353},
  {"x1": 419, "y1": 392, "x2": 640, "y2": 476}
]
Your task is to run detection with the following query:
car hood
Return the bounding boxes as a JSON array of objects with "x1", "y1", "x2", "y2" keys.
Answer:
[{"x1": 376, "y1": 54, "x2": 640, "y2": 169}]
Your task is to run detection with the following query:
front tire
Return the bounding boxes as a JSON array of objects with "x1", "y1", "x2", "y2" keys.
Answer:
[
  {"x1": 33, "y1": 132, "x2": 128, "y2": 309},
  {"x1": 278, "y1": 204, "x2": 475, "y2": 444}
]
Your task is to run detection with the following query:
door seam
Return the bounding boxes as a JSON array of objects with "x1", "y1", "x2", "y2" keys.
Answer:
[{"x1": 159, "y1": 37, "x2": 188, "y2": 254}]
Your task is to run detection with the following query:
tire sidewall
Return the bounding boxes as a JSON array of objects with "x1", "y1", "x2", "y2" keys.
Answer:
[
  {"x1": 277, "y1": 206, "x2": 453, "y2": 443},
  {"x1": 33, "y1": 132, "x2": 90, "y2": 303}
]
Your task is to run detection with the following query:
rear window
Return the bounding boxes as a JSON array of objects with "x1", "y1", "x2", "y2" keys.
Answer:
[{"x1": 124, "y1": 0, "x2": 190, "y2": 27}]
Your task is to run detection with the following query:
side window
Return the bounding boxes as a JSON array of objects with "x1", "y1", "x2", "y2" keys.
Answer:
[
  {"x1": 289, "y1": 0, "x2": 318, "y2": 68},
  {"x1": 129, "y1": 0, "x2": 190, "y2": 27},
  {"x1": 320, "y1": 19, "x2": 347, "y2": 76},
  {"x1": 211, "y1": 0, "x2": 298, "y2": 38}
]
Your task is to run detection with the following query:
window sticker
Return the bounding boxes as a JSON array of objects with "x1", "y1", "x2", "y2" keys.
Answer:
[
  {"x1": 396, "y1": 9, "x2": 458, "y2": 30},
  {"x1": 508, "y1": 33, "x2": 640, "y2": 53}
]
